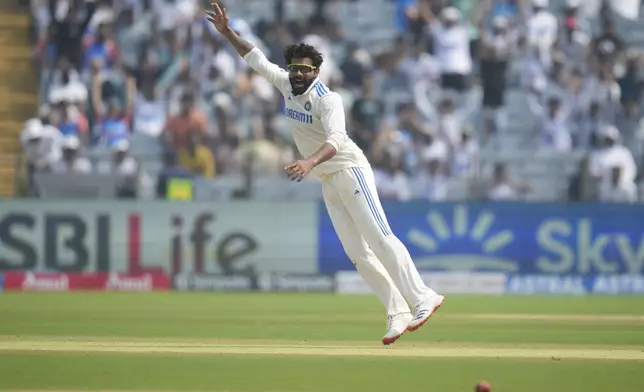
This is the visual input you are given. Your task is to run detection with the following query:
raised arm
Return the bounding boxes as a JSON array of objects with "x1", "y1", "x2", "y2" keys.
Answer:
[{"x1": 205, "y1": 2, "x2": 288, "y2": 88}]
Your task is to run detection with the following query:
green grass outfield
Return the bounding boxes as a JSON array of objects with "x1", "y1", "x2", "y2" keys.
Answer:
[{"x1": 0, "y1": 293, "x2": 643, "y2": 391}]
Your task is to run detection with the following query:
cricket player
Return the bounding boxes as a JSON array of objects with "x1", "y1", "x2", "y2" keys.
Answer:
[{"x1": 205, "y1": 2, "x2": 444, "y2": 345}]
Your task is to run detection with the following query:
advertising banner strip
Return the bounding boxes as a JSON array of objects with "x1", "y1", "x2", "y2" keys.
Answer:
[
  {"x1": 2, "y1": 272, "x2": 170, "y2": 292},
  {"x1": 506, "y1": 274, "x2": 644, "y2": 295},
  {"x1": 335, "y1": 271, "x2": 508, "y2": 295},
  {"x1": 318, "y1": 202, "x2": 644, "y2": 275},
  {"x1": 173, "y1": 273, "x2": 336, "y2": 293},
  {"x1": 0, "y1": 201, "x2": 318, "y2": 275}
]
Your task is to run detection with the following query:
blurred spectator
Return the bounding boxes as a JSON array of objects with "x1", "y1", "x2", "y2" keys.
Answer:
[
  {"x1": 97, "y1": 138, "x2": 138, "y2": 176},
  {"x1": 48, "y1": 56, "x2": 84, "y2": 96},
  {"x1": 95, "y1": 99, "x2": 131, "y2": 146},
  {"x1": 162, "y1": 92, "x2": 207, "y2": 150},
  {"x1": 526, "y1": 0, "x2": 558, "y2": 69},
  {"x1": 114, "y1": 3, "x2": 150, "y2": 72},
  {"x1": 177, "y1": 130, "x2": 216, "y2": 178},
  {"x1": 591, "y1": 19, "x2": 625, "y2": 68},
  {"x1": 340, "y1": 42, "x2": 372, "y2": 90},
  {"x1": 20, "y1": 118, "x2": 62, "y2": 172},
  {"x1": 413, "y1": 158, "x2": 449, "y2": 201},
  {"x1": 451, "y1": 125, "x2": 479, "y2": 177},
  {"x1": 50, "y1": 89, "x2": 90, "y2": 144},
  {"x1": 376, "y1": 102, "x2": 430, "y2": 172},
  {"x1": 592, "y1": 65, "x2": 621, "y2": 105},
  {"x1": 598, "y1": 166, "x2": 638, "y2": 203},
  {"x1": 617, "y1": 53, "x2": 643, "y2": 110},
  {"x1": 82, "y1": 21, "x2": 119, "y2": 71},
  {"x1": 418, "y1": 131, "x2": 449, "y2": 167},
  {"x1": 395, "y1": 0, "x2": 421, "y2": 35},
  {"x1": 350, "y1": 73, "x2": 384, "y2": 154},
  {"x1": 98, "y1": 139, "x2": 147, "y2": 198},
  {"x1": 90, "y1": 59, "x2": 137, "y2": 118},
  {"x1": 400, "y1": 38, "x2": 441, "y2": 121},
  {"x1": 487, "y1": 162, "x2": 528, "y2": 201},
  {"x1": 479, "y1": 15, "x2": 511, "y2": 136},
  {"x1": 429, "y1": 7, "x2": 473, "y2": 93},
  {"x1": 539, "y1": 97, "x2": 572, "y2": 152},
  {"x1": 589, "y1": 125, "x2": 637, "y2": 189},
  {"x1": 48, "y1": 0, "x2": 97, "y2": 69},
  {"x1": 574, "y1": 101, "x2": 606, "y2": 149},
  {"x1": 235, "y1": 120, "x2": 294, "y2": 177},
  {"x1": 374, "y1": 151, "x2": 412, "y2": 201},
  {"x1": 436, "y1": 96, "x2": 464, "y2": 149},
  {"x1": 51, "y1": 136, "x2": 92, "y2": 174},
  {"x1": 133, "y1": 80, "x2": 167, "y2": 137}
]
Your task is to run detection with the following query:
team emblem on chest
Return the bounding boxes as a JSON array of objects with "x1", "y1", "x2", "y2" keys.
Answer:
[{"x1": 304, "y1": 101, "x2": 312, "y2": 112}]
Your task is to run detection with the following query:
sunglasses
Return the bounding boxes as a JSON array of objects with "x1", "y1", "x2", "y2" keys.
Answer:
[{"x1": 287, "y1": 64, "x2": 317, "y2": 73}]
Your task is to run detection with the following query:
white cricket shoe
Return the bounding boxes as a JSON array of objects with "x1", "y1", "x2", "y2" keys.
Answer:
[
  {"x1": 382, "y1": 312, "x2": 413, "y2": 345},
  {"x1": 406, "y1": 293, "x2": 445, "y2": 332}
]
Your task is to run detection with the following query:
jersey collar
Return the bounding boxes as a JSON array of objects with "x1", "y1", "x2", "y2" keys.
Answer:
[{"x1": 302, "y1": 76, "x2": 321, "y2": 96}]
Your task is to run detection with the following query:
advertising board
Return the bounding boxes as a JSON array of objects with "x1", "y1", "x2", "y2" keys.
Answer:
[
  {"x1": 2, "y1": 272, "x2": 170, "y2": 291},
  {"x1": 173, "y1": 273, "x2": 335, "y2": 292},
  {"x1": 318, "y1": 202, "x2": 644, "y2": 279},
  {"x1": 336, "y1": 271, "x2": 507, "y2": 295},
  {"x1": 0, "y1": 201, "x2": 318, "y2": 275}
]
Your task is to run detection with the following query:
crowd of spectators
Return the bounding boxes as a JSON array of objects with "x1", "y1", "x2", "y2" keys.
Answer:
[{"x1": 18, "y1": 0, "x2": 644, "y2": 203}]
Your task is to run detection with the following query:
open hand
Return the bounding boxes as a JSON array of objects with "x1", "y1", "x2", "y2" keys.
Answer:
[
  {"x1": 285, "y1": 159, "x2": 314, "y2": 182},
  {"x1": 205, "y1": 2, "x2": 229, "y2": 34}
]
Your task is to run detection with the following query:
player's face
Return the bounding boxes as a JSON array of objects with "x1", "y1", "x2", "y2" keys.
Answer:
[{"x1": 288, "y1": 57, "x2": 318, "y2": 95}]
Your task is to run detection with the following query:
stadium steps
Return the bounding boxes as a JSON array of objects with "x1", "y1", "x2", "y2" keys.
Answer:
[{"x1": 0, "y1": 8, "x2": 37, "y2": 198}]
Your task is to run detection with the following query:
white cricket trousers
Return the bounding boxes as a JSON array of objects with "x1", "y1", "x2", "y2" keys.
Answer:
[{"x1": 321, "y1": 166, "x2": 435, "y2": 316}]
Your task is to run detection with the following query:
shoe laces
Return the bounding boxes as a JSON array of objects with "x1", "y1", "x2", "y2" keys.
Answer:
[{"x1": 386, "y1": 315, "x2": 394, "y2": 330}]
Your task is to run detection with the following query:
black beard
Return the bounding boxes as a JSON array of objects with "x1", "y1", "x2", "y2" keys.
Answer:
[{"x1": 289, "y1": 77, "x2": 313, "y2": 96}]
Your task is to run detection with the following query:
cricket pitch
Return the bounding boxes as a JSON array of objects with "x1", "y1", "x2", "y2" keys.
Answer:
[{"x1": 1, "y1": 337, "x2": 643, "y2": 361}]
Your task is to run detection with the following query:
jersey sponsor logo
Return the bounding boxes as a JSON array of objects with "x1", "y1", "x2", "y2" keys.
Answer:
[{"x1": 286, "y1": 108, "x2": 313, "y2": 124}]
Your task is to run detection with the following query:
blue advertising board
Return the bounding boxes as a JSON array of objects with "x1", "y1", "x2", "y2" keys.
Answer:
[
  {"x1": 317, "y1": 202, "x2": 644, "y2": 277},
  {"x1": 505, "y1": 274, "x2": 644, "y2": 294},
  {"x1": 0, "y1": 272, "x2": 3, "y2": 291}
]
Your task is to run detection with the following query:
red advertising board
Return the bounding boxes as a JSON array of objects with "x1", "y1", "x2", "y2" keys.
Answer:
[{"x1": 3, "y1": 272, "x2": 170, "y2": 292}]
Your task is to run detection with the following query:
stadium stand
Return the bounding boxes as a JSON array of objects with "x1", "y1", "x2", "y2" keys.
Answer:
[
  {"x1": 0, "y1": 0, "x2": 38, "y2": 197},
  {"x1": 10, "y1": 0, "x2": 644, "y2": 203}
]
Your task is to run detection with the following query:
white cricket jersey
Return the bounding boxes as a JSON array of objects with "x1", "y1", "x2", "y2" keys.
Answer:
[{"x1": 242, "y1": 47, "x2": 370, "y2": 179}]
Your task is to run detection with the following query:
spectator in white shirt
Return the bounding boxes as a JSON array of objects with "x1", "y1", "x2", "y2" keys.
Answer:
[
  {"x1": 598, "y1": 166, "x2": 638, "y2": 203},
  {"x1": 592, "y1": 65, "x2": 621, "y2": 106},
  {"x1": 20, "y1": 118, "x2": 62, "y2": 172},
  {"x1": 429, "y1": 7, "x2": 472, "y2": 93},
  {"x1": 374, "y1": 151, "x2": 412, "y2": 201},
  {"x1": 98, "y1": 139, "x2": 139, "y2": 176},
  {"x1": 413, "y1": 158, "x2": 449, "y2": 201},
  {"x1": 574, "y1": 101, "x2": 607, "y2": 149},
  {"x1": 51, "y1": 136, "x2": 92, "y2": 174},
  {"x1": 98, "y1": 139, "x2": 148, "y2": 198},
  {"x1": 133, "y1": 80, "x2": 166, "y2": 137},
  {"x1": 437, "y1": 97, "x2": 464, "y2": 149},
  {"x1": 418, "y1": 131, "x2": 450, "y2": 167},
  {"x1": 589, "y1": 124, "x2": 637, "y2": 189},
  {"x1": 451, "y1": 125, "x2": 479, "y2": 178},
  {"x1": 487, "y1": 162, "x2": 529, "y2": 201},
  {"x1": 526, "y1": 0, "x2": 558, "y2": 69},
  {"x1": 540, "y1": 97, "x2": 572, "y2": 152}
]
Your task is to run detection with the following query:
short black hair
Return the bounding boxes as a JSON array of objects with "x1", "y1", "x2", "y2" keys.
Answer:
[{"x1": 284, "y1": 43, "x2": 324, "y2": 68}]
